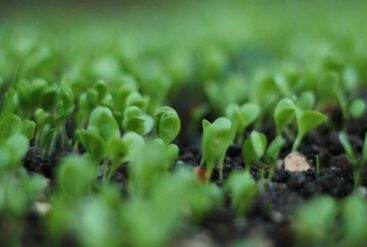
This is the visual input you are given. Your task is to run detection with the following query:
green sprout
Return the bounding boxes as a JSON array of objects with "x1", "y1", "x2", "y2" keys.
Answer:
[
  {"x1": 125, "y1": 91, "x2": 149, "y2": 111},
  {"x1": 155, "y1": 106, "x2": 181, "y2": 144},
  {"x1": 112, "y1": 76, "x2": 138, "y2": 122},
  {"x1": 315, "y1": 155, "x2": 320, "y2": 175},
  {"x1": 139, "y1": 69, "x2": 172, "y2": 113},
  {"x1": 0, "y1": 133, "x2": 29, "y2": 171},
  {"x1": 297, "y1": 91, "x2": 315, "y2": 111},
  {"x1": 338, "y1": 131, "x2": 367, "y2": 187},
  {"x1": 225, "y1": 103, "x2": 260, "y2": 144},
  {"x1": 342, "y1": 193, "x2": 367, "y2": 247},
  {"x1": 14, "y1": 78, "x2": 48, "y2": 118},
  {"x1": 0, "y1": 170, "x2": 46, "y2": 246},
  {"x1": 0, "y1": 114, "x2": 35, "y2": 140},
  {"x1": 200, "y1": 117, "x2": 234, "y2": 181},
  {"x1": 76, "y1": 80, "x2": 113, "y2": 129},
  {"x1": 348, "y1": 98, "x2": 366, "y2": 119},
  {"x1": 293, "y1": 196, "x2": 337, "y2": 244},
  {"x1": 292, "y1": 109, "x2": 327, "y2": 151},
  {"x1": 274, "y1": 98, "x2": 296, "y2": 136},
  {"x1": 57, "y1": 155, "x2": 98, "y2": 198},
  {"x1": 242, "y1": 131, "x2": 267, "y2": 175},
  {"x1": 0, "y1": 133, "x2": 46, "y2": 246},
  {"x1": 78, "y1": 106, "x2": 130, "y2": 182},
  {"x1": 33, "y1": 83, "x2": 75, "y2": 157},
  {"x1": 122, "y1": 106, "x2": 154, "y2": 136},
  {"x1": 265, "y1": 136, "x2": 286, "y2": 179},
  {"x1": 274, "y1": 97, "x2": 327, "y2": 151},
  {"x1": 124, "y1": 168, "x2": 221, "y2": 247},
  {"x1": 129, "y1": 138, "x2": 178, "y2": 196},
  {"x1": 225, "y1": 171, "x2": 257, "y2": 215},
  {"x1": 317, "y1": 72, "x2": 365, "y2": 123}
]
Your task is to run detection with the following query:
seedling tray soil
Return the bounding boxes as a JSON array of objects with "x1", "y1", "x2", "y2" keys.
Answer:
[{"x1": 20, "y1": 108, "x2": 366, "y2": 247}]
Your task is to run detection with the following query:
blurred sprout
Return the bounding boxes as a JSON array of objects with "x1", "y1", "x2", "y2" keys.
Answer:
[
  {"x1": 242, "y1": 131, "x2": 267, "y2": 172},
  {"x1": 225, "y1": 171, "x2": 257, "y2": 215},
  {"x1": 155, "y1": 106, "x2": 181, "y2": 144},
  {"x1": 123, "y1": 106, "x2": 154, "y2": 136},
  {"x1": 201, "y1": 117, "x2": 234, "y2": 181},
  {"x1": 293, "y1": 196, "x2": 337, "y2": 243},
  {"x1": 225, "y1": 103, "x2": 260, "y2": 144}
]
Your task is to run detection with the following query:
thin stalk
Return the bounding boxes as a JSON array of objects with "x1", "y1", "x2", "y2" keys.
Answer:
[
  {"x1": 292, "y1": 134, "x2": 303, "y2": 152},
  {"x1": 106, "y1": 159, "x2": 120, "y2": 182},
  {"x1": 47, "y1": 131, "x2": 58, "y2": 158},
  {"x1": 353, "y1": 164, "x2": 361, "y2": 189},
  {"x1": 218, "y1": 158, "x2": 224, "y2": 181},
  {"x1": 268, "y1": 160, "x2": 275, "y2": 179},
  {"x1": 316, "y1": 155, "x2": 320, "y2": 175}
]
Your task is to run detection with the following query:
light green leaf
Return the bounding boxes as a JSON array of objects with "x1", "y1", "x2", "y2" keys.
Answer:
[{"x1": 274, "y1": 98, "x2": 295, "y2": 135}]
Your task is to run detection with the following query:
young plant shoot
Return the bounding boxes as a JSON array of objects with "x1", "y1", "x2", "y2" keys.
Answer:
[
  {"x1": 266, "y1": 136, "x2": 286, "y2": 179},
  {"x1": 78, "y1": 106, "x2": 131, "y2": 182},
  {"x1": 225, "y1": 171, "x2": 257, "y2": 215},
  {"x1": 338, "y1": 131, "x2": 367, "y2": 187},
  {"x1": 200, "y1": 117, "x2": 234, "y2": 181},
  {"x1": 225, "y1": 103, "x2": 260, "y2": 144},
  {"x1": 155, "y1": 106, "x2": 181, "y2": 144},
  {"x1": 274, "y1": 97, "x2": 327, "y2": 151},
  {"x1": 292, "y1": 109, "x2": 327, "y2": 151},
  {"x1": 122, "y1": 106, "x2": 154, "y2": 136},
  {"x1": 342, "y1": 193, "x2": 367, "y2": 246},
  {"x1": 293, "y1": 196, "x2": 337, "y2": 243},
  {"x1": 242, "y1": 131, "x2": 267, "y2": 176}
]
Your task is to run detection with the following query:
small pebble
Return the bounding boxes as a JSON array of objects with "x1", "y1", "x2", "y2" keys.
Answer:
[
  {"x1": 284, "y1": 152, "x2": 310, "y2": 172},
  {"x1": 34, "y1": 202, "x2": 51, "y2": 215}
]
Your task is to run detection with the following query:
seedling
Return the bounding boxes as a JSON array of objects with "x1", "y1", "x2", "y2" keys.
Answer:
[
  {"x1": 297, "y1": 91, "x2": 315, "y2": 111},
  {"x1": 140, "y1": 70, "x2": 172, "y2": 113},
  {"x1": 274, "y1": 98, "x2": 296, "y2": 136},
  {"x1": 112, "y1": 77, "x2": 137, "y2": 122},
  {"x1": 122, "y1": 106, "x2": 154, "y2": 136},
  {"x1": 33, "y1": 83, "x2": 75, "y2": 157},
  {"x1": 293, "y1": 196, "x2": 337, "y2": 243},
  {"x1": 315, "y1": 155, "x2": 320, "y2": 175},
  {"x1": 78, "y1": 106, "x2": 132, "y2": 182},
  {"x1": 266, "y1": 136, "x2": 286, "y2": 179},
  {"x1": 341, "y1": 193, "x2": 367, "y2": 246},
  {"x1": 338, "y1": 132, "x2": 367, "y2": 187},
  {"x1": 125, "y1": 92, "x2": 149, "y2": 111},
  {"x1": 77, "y1": 106, "x2": 119, "y2": 162},
  {"x1": 76, "y1": 80, "x2": 113, "y2": 129},
  {"x1": 129, "y1": 138, "x2": 178, "y2": 196},
  {"x1": 348, "y1": 98, "x2": 366, "y2": 119},
  {"x1": 155, "y1": 106, "x2": 181, "y2": 144},
  {"x1": 200, "y1": 117, "x2": 234, "y2": 181},
  {"x1": 292, "y1": 109, "x2": 327, "y2": 151},
  {"x1": 205, "y1": 75, "x2": 247, "y2": 113},
  {"x1": 242, "y1": 131, "x2": 267, "y2": 175},
  {"x1": 57, "y1": 155, "x2": 97, "y2": 198},
  {"x1": 225, "y1": 171, "x2": 257, "y2": 215},
  {"x1": 0, "y1": 114, "x2": 35, "y2": 140},
  {"x1": 274, "y1": 97, "x2": 327, "y2": 151},
  {"x1": 225, "y1": 103, "x2": 260, "y2": 143}
]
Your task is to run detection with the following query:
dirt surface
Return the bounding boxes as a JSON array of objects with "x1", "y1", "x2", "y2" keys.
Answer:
[
  {"x1": 20, "y1": 106, "x2": 367, "y2": 247},
  {"x1": 173, "y1": 107, "x2": 366, "y2": 247}
]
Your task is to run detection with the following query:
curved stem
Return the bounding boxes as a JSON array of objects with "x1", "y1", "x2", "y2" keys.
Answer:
[{"x1": 292, "y1": 133, "x2": 303, "y2": 152}]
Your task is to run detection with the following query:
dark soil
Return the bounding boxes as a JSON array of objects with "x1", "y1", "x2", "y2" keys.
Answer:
[
  {"x1": 20, "y1": 106, "x2": 367, "y2": 247},
  {"x1": 174, "y1": 107, "x2": 367, "y2": 247},
  {"x1": 23, "y1": 147, "x2": 74, "y2": 179}
]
